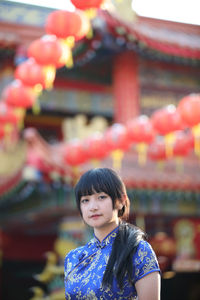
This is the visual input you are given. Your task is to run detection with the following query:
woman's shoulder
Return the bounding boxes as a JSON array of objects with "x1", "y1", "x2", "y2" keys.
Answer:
[
  {"x1": 137, "y1": 239, "x2": 155, "y2": 252},
  {"x1": 133, "y1": 239, "x2": 160, "y2": 282},
  {"x1": 134, "y1": 239, "x2": 158, "y2": 261}
]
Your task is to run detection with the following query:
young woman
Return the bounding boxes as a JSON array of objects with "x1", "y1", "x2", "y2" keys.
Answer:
[{"x1": 64, "y1": 168, "x2": 160, "y2": 299}]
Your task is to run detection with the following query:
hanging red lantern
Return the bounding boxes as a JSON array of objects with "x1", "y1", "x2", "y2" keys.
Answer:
[
  {"x1": 127, "y1": 115, "x2": 155, "y2": 144},
  {"x1": 0, "y1": 102, "x2": 18, "y2": 125},
  {"x1": 104, "y1": 123, "x2": 130, "y2": 169},
  {"x1": 28, "y1": 35, "x2": 63, "y2": 88},
  {"x1": 151, "y1": 105, "x2": 184, "y2": 135},
  {"x1": 84, "y1": 133, "x2": 109, "y2": 163},
  {"x1": 151, "y1": 105, "x2": 185, "y2": 157},
  {"x1": 45, "y1": 10, "x2": 82, "y2": 40},
  {"x1": 2, "y1": 80, "x2": 36, "y2": 109},
  {"x1": 173, "y1": 131, "x2": 193, "y2": 157},
  {"x1": 64, "y1": 139, "x2": 88, "y2": 166},
  {"x1": 64, "y1": 139, "x2": 88, "y2": 179},
  {"x1": 2, "y1": 80, "x2": 36, "y2": 125},
  {"x1": 178, "y1": 93, "x2": 200, "y2": 158},
  {"x1": 178, "y1": 93, "x2": 200, "y2": 127},
  {"x1": 28, "y1": 35, "x2": 62, "y2": 66},
  {"x1": 71, "y1": 0, "x2": 104, "y2": 10},
  {"x1": 15, "y1": 58, "x2": 46, "y2": 89},
  {"x1": 148, "y1": 139, "x2": 167, "y2": 170},
  {"x1": 172, "y1": 131, "x2": 193, "y2": 173},
  {"x1": 105, "y1": 123, "x2": 130, "y2": 152},
  {"x1": 126, "y1": 115, "x2": 156, "y2": 165},
  {"x1": 0, "y1": 102, "x2": 20, "y2": 142}
]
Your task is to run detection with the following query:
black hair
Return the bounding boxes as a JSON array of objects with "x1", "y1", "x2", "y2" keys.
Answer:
[
  {"x1": 102, "y1": 222, "x2": 146, "y2": 289},
  {"x1": 74, "y1": 168, "x2": 146, "y2": 289},
  {"x1": 74, "y1": 168, "x2": 129, "y2": 219}
]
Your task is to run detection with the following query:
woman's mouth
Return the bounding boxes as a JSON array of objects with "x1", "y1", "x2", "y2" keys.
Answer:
[{"x1": 90, "y1": 214, "x2": 101, "y2": 219}]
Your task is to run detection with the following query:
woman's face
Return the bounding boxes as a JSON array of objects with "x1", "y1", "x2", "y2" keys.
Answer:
[{"x1": 80, "y1": 191, "x2": 120, "y2": 230}]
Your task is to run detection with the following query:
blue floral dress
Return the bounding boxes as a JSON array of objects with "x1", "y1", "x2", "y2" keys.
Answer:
[{"x1": 64, "y1": 227, "x2": 160, "y2": 299}]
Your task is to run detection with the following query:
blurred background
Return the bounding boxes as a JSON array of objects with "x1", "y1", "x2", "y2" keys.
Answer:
[{"x1": 0, "y1": 0, "x2": 200, "y2": 299}]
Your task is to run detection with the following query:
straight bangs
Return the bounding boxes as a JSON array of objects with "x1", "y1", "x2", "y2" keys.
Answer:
[{"x1": 75, "y1": 169, "x2": 122, "y2": 211}]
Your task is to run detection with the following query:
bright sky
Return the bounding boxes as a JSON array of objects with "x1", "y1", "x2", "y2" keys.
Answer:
[{"x1": 7, "y1": 0, "x2": 200, "y2": 25}]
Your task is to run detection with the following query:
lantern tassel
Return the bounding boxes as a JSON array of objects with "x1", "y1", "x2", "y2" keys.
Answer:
[
  {"x1": 84, "y1": 9, "x2": 97, "y2": 20},
  {"x1": 33, "y1": 84, "x2": 43, "y2": 97},
  {"x1": 111, "y1": 149, "x2": 124, "y2": 170},
  {"x1": 14, "y1": 107, "x2": 26, "y2": 129},
  {"x1": 86, "y1": 26, "x2": 93, "y2": 39},
  {"x1": 32, "y1": 98, "x2": 40, "y2": 115},
  {"x1": 192, "y1": 123, "x2": 200, "y2": 158},
  {"x1": 65, "y1": 51, "x2": 74, "y2": 69},
  {"x1": 58, "y1": 39, "x2": 72, "y2": 67},
  {"x1": 164, "y1": 132, "x2": 176, "y2": 158},
  {"x1": 136, "y1": 142, "x2": 148, "y2": 166},
  {"x1": 64, "y1": 37, "x2": 75, "y2": 49},
  {"x1": 43, "y1": 65, "x2": 56, "y2": 90},
  {"x1": 72, "y1": 166, "x2": 80, "y2": 184}
]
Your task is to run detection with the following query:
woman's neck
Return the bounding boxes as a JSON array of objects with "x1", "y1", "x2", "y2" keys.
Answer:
[{"x1": 94, "y1": 221, "x2": 119, "y2": 242}]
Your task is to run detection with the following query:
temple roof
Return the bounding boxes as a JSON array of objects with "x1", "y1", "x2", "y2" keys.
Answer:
[
  {"x1": 100, "y1": 10, "x2": 200, "y2": 59},
  {"x1": 0, "y1": 0, "x2": 200, "y2": 66}
]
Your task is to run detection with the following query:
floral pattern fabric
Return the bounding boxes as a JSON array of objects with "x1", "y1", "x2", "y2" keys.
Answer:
[{"x1": 64, "y1": 227, "x2": 160, "y2": 299}]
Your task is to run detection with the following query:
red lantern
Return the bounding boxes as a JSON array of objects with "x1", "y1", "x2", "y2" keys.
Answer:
[
  {"x1": 173, "y1": 131, "x2": 193, "y2": 157},
  {"x1": 126, "y1": 115, "x2": 156, "y2": 165},
  {"x1": 148, "y1": 139, "x2": 167, "y2": 162},
  {"x1": 127, "y1": 115, "x2": 156, "y2": 144},
  {"x1": 178, "y1": 94, "x2": 200, "y2": 158},
  {"x1": 178, "y1": 93, "x2": 200, "y2": 127},
  {"x1": 2, "y1": 80, "x2": 36, "y2": 124},
  {"x1": 64, "y1": 140, "x2": 88, "y2": 166},
  {"x1": 151, "y1": 105, "x2": 184, "y2": 136},
  {"x1": 45, "y1": 10, "x2": 82, "y2": 39},
  {"x1": 2, "y1": 80, "x2": 36, "y2": 109},
  {"x1": 28, "y1": 35, "x2": 62, "y2": 89},
  {"x1": 105, "y1": 123, "x2": 130, "y2": 152},
  {"x1": 28, "y1": 35, "x2": 62, "y2": 66},
  {"x1": 151, "y1": 105, "x2": 185, "y2": 157},
  {"x1": 0, "y1": 102, "x2": 20, "y2": 142},
  {"x1": 172, "y1": 131, "x2": 193, "y2": 172},
  {"x1": 84, "y1": 133, "x2": 109, "y2": 161},
  {"x1": 15, "y1": 58, "x2": 46, "y2": 89},
  {"x1": 0, "y1": 102, "x2": 18, "y2": 125},
  {"x1": 71, "y1": 0, "x2": 103, "y2": 10},
  {"x1": 104, "y1": 123, "x2": 130, "y2": 169}
]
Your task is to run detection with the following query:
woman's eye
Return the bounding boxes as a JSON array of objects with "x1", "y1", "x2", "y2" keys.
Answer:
[
  {"x1": 99, "y1": 195, "x2": 106, "y2": 200},
  {"x1": 81, "y1": 199, "x2": 88, "y2": 204}
]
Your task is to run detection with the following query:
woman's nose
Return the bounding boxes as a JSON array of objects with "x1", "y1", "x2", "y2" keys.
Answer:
[{"x1": 89, "y1": 199, "x2": 98, "y2": 211}]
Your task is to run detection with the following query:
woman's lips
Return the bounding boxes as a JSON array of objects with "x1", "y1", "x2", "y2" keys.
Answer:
[{"x1": 90, "y1": 214, "x2": 101, "y2": 219}]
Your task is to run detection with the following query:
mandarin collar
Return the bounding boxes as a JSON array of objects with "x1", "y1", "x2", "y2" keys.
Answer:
[{"x1": 89, "y1": 226, "x2": 119, "y2": 248}]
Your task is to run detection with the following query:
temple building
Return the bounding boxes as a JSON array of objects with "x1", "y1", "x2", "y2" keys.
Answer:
[{"x1": 0, "y1": 1, "x2": 200, "y2": 299}]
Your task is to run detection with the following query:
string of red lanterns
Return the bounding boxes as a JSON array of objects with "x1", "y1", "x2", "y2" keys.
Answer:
[{"x1": 0, "y1": 1, "x2": 199, "y2": 176}]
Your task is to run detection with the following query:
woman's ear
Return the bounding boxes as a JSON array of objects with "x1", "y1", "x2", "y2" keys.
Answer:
[
  {"x1": 116, "y1": 201, "x2": 123, "y2": 210},
  {"x1": 115, "y1": 195, "x2": 126, "y2": 210}
]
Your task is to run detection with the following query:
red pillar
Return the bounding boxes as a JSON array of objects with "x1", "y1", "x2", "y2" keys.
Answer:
[{"x1": 113, "y1": 51, "x2": 140, "y2": 124}]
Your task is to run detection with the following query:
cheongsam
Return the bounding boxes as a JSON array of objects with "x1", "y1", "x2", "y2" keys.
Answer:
[{"x1": 64, "y1": 226, "x2": 160, "y2": 299}]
